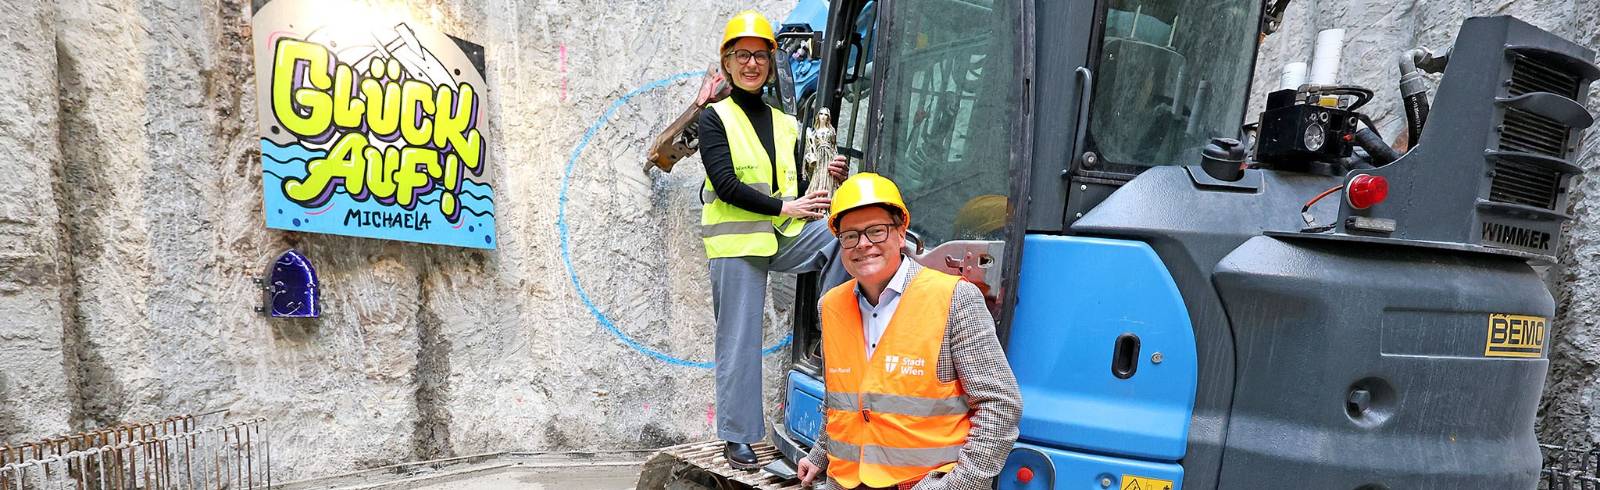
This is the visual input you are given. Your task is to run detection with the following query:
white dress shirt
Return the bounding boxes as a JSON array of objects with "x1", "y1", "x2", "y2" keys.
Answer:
[{"x1": 856, "y1": 255, "x2": 913, "y2": 358}]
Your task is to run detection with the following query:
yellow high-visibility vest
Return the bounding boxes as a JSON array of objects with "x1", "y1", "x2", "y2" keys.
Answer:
[
  {"x1": 701, "y1": 98, "x2": 802, "y2": 259},
  {"x1": 820, "y1": 269, "x2": 970, "y2": 488}
]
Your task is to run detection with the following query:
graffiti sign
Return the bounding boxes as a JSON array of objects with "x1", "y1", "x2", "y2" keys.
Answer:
[{"x1": 252, "y1": 0, "x2": 495, "y2": 249}]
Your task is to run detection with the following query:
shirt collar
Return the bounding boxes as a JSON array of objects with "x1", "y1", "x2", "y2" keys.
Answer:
[{"x1": 856, "y1": 254, "x2": 913, "y2": 303}]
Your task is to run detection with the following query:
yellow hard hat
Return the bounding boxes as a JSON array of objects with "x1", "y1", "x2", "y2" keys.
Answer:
[
  {"x1": 720, "y1": 10, "x2": 776, "y2": 53},
  {"x1": 830, "y1": 173, "x2": 910, "y2": 234},
  {"x1": 952, "y1": 194, "x2": 1008, "y2": 239}
]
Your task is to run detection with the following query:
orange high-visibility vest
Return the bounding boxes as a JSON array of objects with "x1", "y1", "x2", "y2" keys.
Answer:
[{"x1": 820, "y1": 268, "x2": 970, "y2": 489}]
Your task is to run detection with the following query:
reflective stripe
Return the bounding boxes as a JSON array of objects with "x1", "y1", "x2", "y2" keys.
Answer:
[
  {"x1": 863, "y1": 393, "x2": 969, "y2": 417},
  {"x1": 824, "y1": 392, "x2": 968, "y2": 416},
  {"x1": 700, "y1": 220, "x2": 773, "y2": 238},
  {"x1": 862, "y1": 444, "x2": 963, "y2": 468},
  {"x1": 825, "y1": 392, "x2": 857, "y2": 411},
  {"x1": 829, "y1": 440, "x2": 863, "y2": 462}
]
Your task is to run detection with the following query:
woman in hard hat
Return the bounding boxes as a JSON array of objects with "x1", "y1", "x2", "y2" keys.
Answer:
[{"x1": 697, "y1": 9, "x2": 848, "y2": 469}]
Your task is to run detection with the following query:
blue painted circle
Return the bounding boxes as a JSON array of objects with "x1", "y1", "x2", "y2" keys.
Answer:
[
  {"x1": 468, "y1": 225, "x2": 475, "y2": 232},
  {"x1": 559, "y1": 71, "x2": 791, "y2": 369},
  {"x1": 292, "y1": 218, "x2": 301, "y2": 226},
  {"x1": 484, "y1": 235, "x2": 492, "y2": 245}
]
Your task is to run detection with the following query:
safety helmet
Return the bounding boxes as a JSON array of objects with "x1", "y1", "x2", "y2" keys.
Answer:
[
  {"x1": 720, "y1": 10, "x2": 777, "y2": 53},
  {"x1": 830, "y1": 173, "x2": 911, "y2": 234},
  {"x1": 952, "y1": 194, "x2": 1007, "y2": 239}
]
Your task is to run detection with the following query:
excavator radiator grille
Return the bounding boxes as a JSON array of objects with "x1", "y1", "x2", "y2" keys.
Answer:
[
  {"x1": 1490, "y1": 152, "x2": 1563, "y2": 209},
  {"x1": 1511, "y1": 54, "x2": 1583, "y2": 99},
  {"x1": 1500, "y1": 108, "x2": 1571, "y2": 159},
  {"x1": 1490, "y1": 54, "x2": 1582, "y2": 211}
]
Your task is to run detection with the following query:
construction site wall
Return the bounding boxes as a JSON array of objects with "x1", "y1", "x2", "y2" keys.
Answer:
[
  {"x1": 4, "y1": 0, "x2": 1600, "y2": 484},
  {"x1": 0, "y1": 0, "x2": 791, "y2": 481}
]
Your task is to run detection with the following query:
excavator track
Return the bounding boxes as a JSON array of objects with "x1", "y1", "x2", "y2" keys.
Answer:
[{"x1": 635, "y1": 440, "x2": 802, "y2": 490}]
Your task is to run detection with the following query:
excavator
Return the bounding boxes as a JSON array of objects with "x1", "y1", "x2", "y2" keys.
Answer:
[{"x1": 640, "y1": 0, "x2": 1598, "y2": 488}]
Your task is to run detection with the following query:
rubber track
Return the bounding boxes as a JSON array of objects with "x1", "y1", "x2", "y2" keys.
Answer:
[{"x1": 636, "y1": 440, "x2": 803, "y2": 490}]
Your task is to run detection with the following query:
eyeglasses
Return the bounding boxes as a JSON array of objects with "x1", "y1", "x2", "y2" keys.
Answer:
[
  {"x1": 723, "y1": 49, "x2": 772, "y2": 66},
  {"x1": 838, "y1": 223, "x2": 895, "y2": 248}
]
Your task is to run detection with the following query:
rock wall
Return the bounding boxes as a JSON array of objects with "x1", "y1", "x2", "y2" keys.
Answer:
[
  {"x1": 1247, "y1": 0, "x2": 1600, "y2": 447},
  {"x1": 0, "y1": 0, "x2": 73, "y2": 443},
  {"x1": 0, "y1": 0, "x2": 793, "y2": 481},
  {"x1": 9, "y1": 0, "x2": 1600, "y2": 482}
]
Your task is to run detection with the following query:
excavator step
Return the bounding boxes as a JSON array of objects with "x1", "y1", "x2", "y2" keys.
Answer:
[{"x1": 635, "y1": 440, "x2": 802, "y2": 490}]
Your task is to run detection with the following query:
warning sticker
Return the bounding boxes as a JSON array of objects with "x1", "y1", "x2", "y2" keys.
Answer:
[
  {"x1": 1122, "y1": 474, "x2": 1174, "y2": 490},
  {"x1": 1484, "y1": 313, "x2": 1546, "y2": 358}
]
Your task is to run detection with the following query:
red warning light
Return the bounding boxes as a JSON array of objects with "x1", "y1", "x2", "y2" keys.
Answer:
[
  {"x1": 1347, "y1": 174, "x2": 1389, "y2": 210},
  {"x1": 1017, "y1": 466, "x2": 1034, "y2": 483}
]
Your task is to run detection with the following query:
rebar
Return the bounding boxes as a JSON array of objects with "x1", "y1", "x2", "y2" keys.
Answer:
[
  {"x1": 0, "y1": 418, "x2": 269, "y2": 490},
  {"x1": 1542, "y1": 444, "x2": 1600, "y2": 490}
]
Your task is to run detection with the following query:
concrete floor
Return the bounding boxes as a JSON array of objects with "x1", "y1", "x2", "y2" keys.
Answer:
[
  {"x1": 278, "y1": 451, "x2": 649, "y2": 490},
  {"x1": 407, "y1": 465, "x2": 641, "y2": 490}
]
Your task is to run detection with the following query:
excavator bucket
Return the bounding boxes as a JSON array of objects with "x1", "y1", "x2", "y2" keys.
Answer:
[{"x1": 645, "y1": 64, "x2": 731, "y2": 173}]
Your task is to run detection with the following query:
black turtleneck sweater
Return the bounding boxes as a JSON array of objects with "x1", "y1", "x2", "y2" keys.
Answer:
[{"x1": 699, "y1": 88, "x2": 801, "y2": 216}]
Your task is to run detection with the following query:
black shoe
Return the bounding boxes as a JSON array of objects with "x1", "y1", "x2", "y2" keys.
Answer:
[{"x1": 724, "y1": 442, "x2": 761, "y2": 470}]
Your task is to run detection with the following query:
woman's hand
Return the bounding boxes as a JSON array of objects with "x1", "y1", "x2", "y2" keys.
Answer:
[{"x1": 781, "y1": 190, "x2": 832, "y2": 221}]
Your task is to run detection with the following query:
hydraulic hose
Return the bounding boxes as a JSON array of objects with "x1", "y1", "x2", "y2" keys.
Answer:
[
  {"x1": 1397, "y1": 48, "x2": 1449, "y2": 146},
  {"x1": 1353, "y1": 127, "x2": 1401, "y2": 166}
]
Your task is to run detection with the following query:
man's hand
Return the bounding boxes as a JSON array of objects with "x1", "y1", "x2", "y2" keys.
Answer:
[
  {"x1": 828, "y1": 155, "x2": 850, "y2": 184},
  {"x1": 782, "y1": 190, "x2": 832, "y2": 221},
  {"x1": 797, "y1": 458, "x2": 823, "y2": 488}
]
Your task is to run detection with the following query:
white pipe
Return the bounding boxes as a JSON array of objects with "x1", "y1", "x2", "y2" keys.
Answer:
[
  {"x1": 1279, "y1": 62, "x2": 1308, "y2": 90},
  {"x1": 1308, "y1": 28, "x2": 1345, "y2": 85}
]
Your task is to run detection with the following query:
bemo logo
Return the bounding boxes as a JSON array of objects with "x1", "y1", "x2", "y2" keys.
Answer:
[{"x1": 885, "y1": 355, "x2": 900, "y2": 373}]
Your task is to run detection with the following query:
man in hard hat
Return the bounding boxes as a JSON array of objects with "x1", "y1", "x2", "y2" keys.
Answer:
[
  {"x1": 699, "y1": 9, "x2": 849, "y2": 469},
  {"x1": 796, "y1": 174, "x2": 1020, "y2": 490}
]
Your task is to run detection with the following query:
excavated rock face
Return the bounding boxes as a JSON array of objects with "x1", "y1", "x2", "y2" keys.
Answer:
[
  {"x1": 0, "y1": 0, "x2": 791, "y2": 481},
  {"x1": 1248, "y1": 1, "x2": 1599, "y2": 446},
  {"x1": 10, "y1": 0, "x2": 1597, "y2": 482}
]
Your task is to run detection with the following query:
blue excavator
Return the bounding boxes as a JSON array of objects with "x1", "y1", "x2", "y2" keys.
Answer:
[{"x1": 639, "y1": 0, "x2": 1597, "y2": 488}]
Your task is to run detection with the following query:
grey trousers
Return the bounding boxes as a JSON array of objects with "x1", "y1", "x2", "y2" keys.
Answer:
[{"x1": 710, "y1": 219, "x2": 846, "y2": 443}]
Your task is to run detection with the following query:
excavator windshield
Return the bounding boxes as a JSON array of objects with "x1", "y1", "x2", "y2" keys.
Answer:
[
  {"x1": 1085, "y1": 0, "x2": 1260, "y2": 168},
  {"x1": 869, "y1": 0, "x2": 1022, "y2": 248}
]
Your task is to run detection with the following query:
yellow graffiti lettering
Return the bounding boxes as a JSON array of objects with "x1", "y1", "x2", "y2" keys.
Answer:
[
  {"x1": 439, "y1": 153, "x2": 460, "y2": 217},
  {"x1": 362, "y1": 145, "x2": 400, "y2": 201},
  {"x1": 361, "y1": 78, "x2": 402, "y2": 138},
  {"x1": 433, "y1": 84, "x2": 482, "y2": 174},
  {"x1": 331, "y1": 64, "x2": 365, "y2": 129},
  {"x1": 271, "y1": 39, "x2": 333, "y2": 137},
  {"x1": 284, "y1": 132, "x2": 368, "y2": 204},
  {"x1": 269, "y1": 36, "x2": 487, "y2": 222},
  {"x1": 394, "y1": 147, "x2": 441, "y2": 208},
  {"x1": 400, "y1": 79, "x2": 436, "y2": 147}
]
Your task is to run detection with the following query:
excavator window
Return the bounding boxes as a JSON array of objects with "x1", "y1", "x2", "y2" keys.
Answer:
[
  {"x1": 870, "y1": 0, "x2": 1021, "y2": 249},
  {"x1": 1084, "y1": 0, "x2": 1260, "y2": 169}
]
